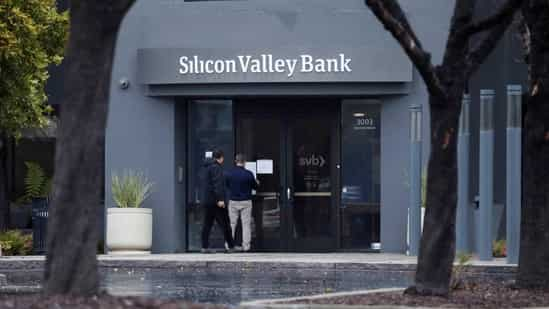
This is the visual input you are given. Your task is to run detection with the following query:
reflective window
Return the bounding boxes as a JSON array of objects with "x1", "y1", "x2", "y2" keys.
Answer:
[
  {"x1": 187, "y1": 100, "x2": 233, "y2": 251},
  {"x1": 340, "y1": 101, "x2": 381, "y2": 249}
]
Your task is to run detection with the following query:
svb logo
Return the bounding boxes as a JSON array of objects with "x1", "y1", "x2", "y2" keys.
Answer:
[{"x1": 299, "y1": 154, "x2": 326, "y2": 167}]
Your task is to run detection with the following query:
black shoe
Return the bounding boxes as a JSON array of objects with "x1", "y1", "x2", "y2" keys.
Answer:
[
  {"x1": 225, "y1": 248, "x2": 236, "y2": 254},
  {"x1": 201, "y1": 248, "x2": 214, "y2": 254}
]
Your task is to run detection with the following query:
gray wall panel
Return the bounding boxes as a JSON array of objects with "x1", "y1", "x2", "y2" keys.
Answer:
[
  {"x1": 174, "y1": 101, "x2": 187, "y2": 252},
  {"x1": 106, "y1": 1, "x2": 179, "y2": 253},
  {"x1": 380, "y1": 96, "x2": 409, "y2": 253}
]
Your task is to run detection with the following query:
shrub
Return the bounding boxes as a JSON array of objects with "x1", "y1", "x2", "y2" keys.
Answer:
[
  {"x1": 0, "y1": 230, "x2": 33, "y2": 256},
  {"x1": 451, "y1": 252, "x2": 472, "y2": 290},
  {"x1": 493, "y1": 239, "x2": 506, "y2": 257},
  {"x1": 111, "y1": 170, "x2": 154, "y2": 208}
]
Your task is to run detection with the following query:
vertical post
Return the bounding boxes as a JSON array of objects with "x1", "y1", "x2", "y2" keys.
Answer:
[
  {"x1": 479, "y1": 89, "x2": 495, "y2": 261},
  {"x1": 408, "y1": 104, "x2": 422, "y2": 256},
  {"x1": 506, "y1": 85, "x2": 522, "y2": 264},
  {"x1": 457, "y1": 94, "x2": 471, "y2": 253}
]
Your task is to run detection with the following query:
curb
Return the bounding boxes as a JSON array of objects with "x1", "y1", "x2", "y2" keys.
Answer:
[
  {"x1": 240, "y1": 288, "x2": 405, "y2": 308},
  {"x1": 0, "y1": 285, "x2": 41, "y2": 294}
]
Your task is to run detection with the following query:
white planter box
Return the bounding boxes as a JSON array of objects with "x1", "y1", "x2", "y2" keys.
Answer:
[{"x1": 106, "y1": 208, "x2": 152, "y2": 254}]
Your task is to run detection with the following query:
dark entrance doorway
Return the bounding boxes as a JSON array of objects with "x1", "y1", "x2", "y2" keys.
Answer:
[{"x1": 235, "y1": 100, "x2": 339, "y2": 252}]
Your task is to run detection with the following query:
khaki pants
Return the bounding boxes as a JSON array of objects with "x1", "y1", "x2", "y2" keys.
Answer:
[{"x1": 229, "y1": 200, "x2": 253, "y2": 251}]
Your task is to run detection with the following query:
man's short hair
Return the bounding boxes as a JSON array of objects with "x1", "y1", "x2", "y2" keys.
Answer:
[
  {"x1": 235, "y1": 153, "x2": 246, "y2": 164},
  {"x1": 213, "y1": 149, "x2": 224, "y2": 159}
]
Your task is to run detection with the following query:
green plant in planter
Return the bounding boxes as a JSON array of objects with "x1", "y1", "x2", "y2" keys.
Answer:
[
  {"x1": 18, "y1": 161, "x2": 52, "y2": 204},
  {"x1": 0, "y1": 230, "x2": 33, "y2": 256},
  {"x1": 111, "y1": 170, "x2": 154, "y2": 208}
]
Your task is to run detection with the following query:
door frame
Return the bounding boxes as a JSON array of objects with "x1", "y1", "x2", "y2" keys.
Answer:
[{"x1": 234, "y1": 99, "x2": 340, "y2": 252}]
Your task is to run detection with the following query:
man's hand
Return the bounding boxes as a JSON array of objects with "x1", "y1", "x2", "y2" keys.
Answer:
[{"x1": 217, "y1": 201, "x2": 225, "y2": 208}]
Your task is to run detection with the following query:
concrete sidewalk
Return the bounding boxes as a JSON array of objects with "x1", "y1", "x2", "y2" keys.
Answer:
[
  {"x1": 98, "y1": 253, "x2": 512, "y2": 267},
  {"x1": 0, "y1": 252, "x2": 512, "y2": 265},
  {"x1": 0, "y1": 253, "x2": 514, "y2": 271}
]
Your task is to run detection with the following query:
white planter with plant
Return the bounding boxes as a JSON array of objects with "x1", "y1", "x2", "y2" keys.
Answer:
[{"x1": 106, "y1": 170, "x2": 154, "y2": 254}]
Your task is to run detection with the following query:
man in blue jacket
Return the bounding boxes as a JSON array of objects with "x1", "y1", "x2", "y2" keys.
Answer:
[
  {"x1": 201, "y1": 150, "x2": 235, "y2": 253},
  {"x1": 226, "y1": 153, "x2": 259, "y2": 252}
]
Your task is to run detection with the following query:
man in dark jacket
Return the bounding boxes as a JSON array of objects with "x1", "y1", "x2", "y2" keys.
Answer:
[{"x1": 201, "y1": 150, "x2": 235, "y2": 253}]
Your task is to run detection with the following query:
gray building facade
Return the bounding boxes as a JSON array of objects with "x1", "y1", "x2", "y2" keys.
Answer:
[{"x1": 105, "y1": 0, "x2": 515, "y2": 254}]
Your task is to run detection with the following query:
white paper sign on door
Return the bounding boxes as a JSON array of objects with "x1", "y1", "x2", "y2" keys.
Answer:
[
  {"x1": 245, "y1": 162, "x2": 258, "y2": 195},
  {"x1": 257, "y1": 159, "x2": 273, "y2": 174},
  {"x1": 245, "y1": 162, "x2": 257, "y2": 179}
]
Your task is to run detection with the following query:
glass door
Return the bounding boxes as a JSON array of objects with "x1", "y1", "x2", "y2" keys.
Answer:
[
  {"x1": 286, "y1": 107, "x2": 339, "y2": 251},
  {"x1": 235, "y1": 108, "x2": 288, "y2": 251},
  {"x1": 235, "y1": 100, "x2": 339, "y2": 252}
]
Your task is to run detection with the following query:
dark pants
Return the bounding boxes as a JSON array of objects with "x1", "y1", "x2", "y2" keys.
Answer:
[{"x1": 201, "y1": 205, "x2": 234, "y2": 249}]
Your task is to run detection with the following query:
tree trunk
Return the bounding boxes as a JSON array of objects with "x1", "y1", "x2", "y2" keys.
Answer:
[
  {"x1": 0, "y1": 137, "x2": 9, "y2": 230},
  {"x1": 517, "y1": 0, "x2": 549, "y2": 287},
  {"x1": 409, "y1": 91, "x2": 462, "y2": 296},
  {"x1": 44, "y1": 1, "x2": 134, "y2": 295}
]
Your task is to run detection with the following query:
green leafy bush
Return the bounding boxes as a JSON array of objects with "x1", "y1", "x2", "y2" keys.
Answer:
[
  {"x1": 0, "y1": 230, "x2": 32, "y2": 256},
  {"x1": 0, "y1": 0, "x2": 68, "y2": 139},
  {"x1": 111, "y1": 170, "x2": 154, "y2": 208}
]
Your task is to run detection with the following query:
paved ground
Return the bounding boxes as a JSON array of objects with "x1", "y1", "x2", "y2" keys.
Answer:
[{"x1": 0, "y1": 253, "x2": 515, "y2": 305}]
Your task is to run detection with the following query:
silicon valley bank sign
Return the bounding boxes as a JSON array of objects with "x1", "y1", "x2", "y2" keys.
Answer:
[
  {"x1": 179, "y1": 54, "x2": 352, "y2": 77},
  {"x1": 138, "y1": 48, "x2": 413, "y2": 84}
]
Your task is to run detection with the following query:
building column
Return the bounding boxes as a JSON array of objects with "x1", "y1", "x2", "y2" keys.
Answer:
[{"x1": 408, "y1": 104, "x2": 422, "y2": 256}]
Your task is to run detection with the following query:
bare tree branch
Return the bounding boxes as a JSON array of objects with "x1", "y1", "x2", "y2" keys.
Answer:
[
  {"x1": 379, "y1": 0, "x2": 423, "y2": 47},
  {"x1": 441, "y1": 0, "x2": 476, "y2": 67},
  {"x1": 365, "y1": 0, "x2": 446, "y2": 99},
  {"x1": 465, "y1": 22, "x2": 509, "y2": 76},
  {"x1": 517, "y1": 13, "x2": 531, "y2": 65},
  {"x1": 458, "y1": 0, "x2": 524, "y2": 38}
]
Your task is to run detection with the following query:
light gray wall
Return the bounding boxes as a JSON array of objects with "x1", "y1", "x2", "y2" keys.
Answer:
[{"x1": 107, "y1": 0, "x2": 455, "y2": 253}]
